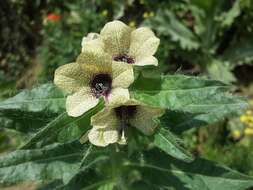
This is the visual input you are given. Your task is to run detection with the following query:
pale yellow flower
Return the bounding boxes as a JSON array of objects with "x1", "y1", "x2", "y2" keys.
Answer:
[
  {"x1": 54, "y1": 42, "x2": 134, "y2": 117},
  {"x1": 128, "y1": 21, "x2": 136, "y2": 28},
  {"x1": 101, "y1": 9, "x2": 108, "y2": 17},
  {"x1": 99, "y1": 20, "x2": 160, "y2": 66},
  {"x1": 81, "y1": 33, "x2": 100, "y2": 52},
  {"x1": 244, "y1": 128, "x2": 253, "y2": 136},
  {"x1": 143, "y1": 12, "x2": 149, "y2": 18},
  {"x1": 87, "y1": 99, "x2": 165, "y2": 147},
  {"x1": 232, "y1": 130, "x2": 241, "y2": 139}
]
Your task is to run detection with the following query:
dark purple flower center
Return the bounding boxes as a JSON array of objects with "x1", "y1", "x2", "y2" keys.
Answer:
[
  {"x1": 90, "y1": 74, "x2": 112, "y2": 98},
  {"x1": 113, "y1": 54, "x2": 135, "y2": 64},
  {"x1": 115, "y1": 106, "x2": 137, "y2": 134}
]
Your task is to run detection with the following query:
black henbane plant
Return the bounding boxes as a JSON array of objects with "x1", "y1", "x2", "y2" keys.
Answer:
[{"x1": 0, "y1": 20, "x2": 252, "y2": 190}]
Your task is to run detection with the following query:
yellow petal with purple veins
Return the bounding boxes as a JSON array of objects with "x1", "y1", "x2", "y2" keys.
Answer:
[
  {"x1": 129, "y1": 27, "x2": 160, "y2": 64},
  {"x1": 81, "y1": 32, "x2": 100, "y2": 52},
  {"x1": 54, "y1": 62, "x2": 88, "y2": 93},
  {"x1": 91, "y1": 108, "x2": 120, "y2": 129},
  {"x1": 77, "y1": 48, "x2": 112, "y2": 80},
  {"x1": 66, "y1": 88, "x2": 99, "y2": 117},
  {"x1": 130, "y1": 105, "x2": 165, "y2": 135},
  {"x1": 88, "y1": 128, "x2": 107, "y2": 147},
  {"x1": 100, "y1": 20, "x2": 132, "y2": 56},
  {"x1": 107, "y1": 88, "x2": 130, "y2": 108},
  {"x1": 103, "y1": 128, "x2": 119, "y2": 144},
  {"x1": 112, "y1": 61, "x2": 134, "y2": 88},
  {"x1": 133, "y1": 56, "x2": 158, "y2": 66}
]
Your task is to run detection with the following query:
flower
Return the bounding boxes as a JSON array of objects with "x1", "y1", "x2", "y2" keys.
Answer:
[
  {"x1": 232, "y1": 130, "x2": 241, "y2": 139},
  {"x1": 87, "y1": 100, "x2": 165, "y2": 147},
  {"x1": 244, "y1": 128, "x2": 253, "y2": 136},
  {"x1": 46, "y1": 13, "x2": 61, "y2": 21},
  {"x1": 128, "y1": 21, "x2": 136, "y2": 28},
  {"x1": 99, "y1": 20, "x2": 160, "y2": 66},
  {"x1": 54, "y1": 41, "x2": 134, "y2": 117},
  {"x1": 81, "y1": 33, "x2": 100, "y2": 52},
  {"x1": 101, "y1": 9, "x2": 108, "y2": 17}
]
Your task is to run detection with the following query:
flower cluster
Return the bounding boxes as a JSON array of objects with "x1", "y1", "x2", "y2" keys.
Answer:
[
  {"x1": 231, "y1": 109, "x2": 253, "y2": 140},
  {"x1": 54, "y1": 20, "x2": 164, "y2": 147},
  {"x1": 240, "y1": 110, "x2": 253, "y2": 136}
]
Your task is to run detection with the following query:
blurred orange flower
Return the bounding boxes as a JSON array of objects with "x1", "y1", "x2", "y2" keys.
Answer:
[{"x1": 46, "y1": 13, "x2": 61, "y2": 21}]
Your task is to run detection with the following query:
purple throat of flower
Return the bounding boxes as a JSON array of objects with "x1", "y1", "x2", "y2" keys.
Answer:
[
  {"x1": 113, "y1": 54, "x2": 135, "y2": 64},
  {"x1": 90, "y1": 73, "x2": 112, "y2": 98},
  {"x1": 115, "y1": 106, "x2": 137, "y2": 134}
]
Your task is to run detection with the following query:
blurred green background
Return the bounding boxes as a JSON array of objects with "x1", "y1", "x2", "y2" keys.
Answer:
[{"x1": 1, "y1": 0, "x2": 253, "y2": 178}]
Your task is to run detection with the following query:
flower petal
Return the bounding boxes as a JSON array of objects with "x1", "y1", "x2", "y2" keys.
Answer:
[
  {"x1": 112, "y1": 61, "x2": 134, "y2": 88},
  {"x1": 100, "y1": 20, "x2": 132, "y2": 56},
  {"x1": 107, "y1": 88, "x2": 130, "y2": 108},
  {"x1": 103, "y1": 128, "x2": 119, "y2": 144},
  {"x1": 66, "y1": 88, "x2": 99, "y2": 117},
  {"x1": 130, "y1": 105, "x2": 165, "y2": 135},
  {"x1": 77, "y1": 48, "x2": 112, "y2": 79},
  {"x1": 88, "y1": 128, "x2": 107, "y2": 147},
  {"x1": 54, "y1": 62, "x2": 88, "y2": 93},
  {"x1": 129, "y1": 27, "x2": 160, "y2": 61},
  {"x1": 91, "y1": 108, "x2": 120, "y2": 129},
  {"x1": 134, "y1": 56, "x2": 158, "y2": 66},
  {"x1": 81, "y1": 33, "x2": 102, "y2": 52},
  {"x1": 88, "y1": 127, "x2": 119, "y2": 147}
]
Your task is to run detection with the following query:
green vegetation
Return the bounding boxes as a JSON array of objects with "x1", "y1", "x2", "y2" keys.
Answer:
[{"x1": 1, "y1": 0, "x2": 253, "y2": 189}]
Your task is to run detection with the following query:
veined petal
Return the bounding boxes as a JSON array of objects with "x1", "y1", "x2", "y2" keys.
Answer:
[
  {"x1": 134, "y1": 56, "x2": 158, "y2": 66},
  {"x1": 91, "y1": 108, "x2": 120, "y2": 129},
  {"x1": 107, "y1": 88, "x2": 130, "y2": 108},
  {"x1": 88, "y1": 127, "x2": 119, "y2": 147},
  {"x1": 100, "y1": 20, "x2": 132, "y2": 56},
  {"x1": 81, "y1": 33, "x2": 103, "y2": 52},
  {"x1": 77, "y1": 48, "x2": 112, "y2": 79},
  {"x1": 103, "y1": 128, "x2": 119, "y2": 144},
  {"x1": 129, "y1": 27, "x2": 160, "y2": 61},
  {"x1": 54, "y1": 62, "x2": 88, "y2": 93},
  {"x1": 66, "y1": 88, "x2": 99, "y2": 117},
  {"x1": 112, "y1": 61, "x2": 134, "y2": 88},
  {"x1": 130, "y1": 105, "x2": 165, "y2": 135},
  {"x1": 88, "y1": 128, "x2": 107, "y2": 147}
]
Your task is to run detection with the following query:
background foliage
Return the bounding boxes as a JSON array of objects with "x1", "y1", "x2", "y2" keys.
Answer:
[{"x1": 1, "y1": 0, "x2": 253, "y2": 189}]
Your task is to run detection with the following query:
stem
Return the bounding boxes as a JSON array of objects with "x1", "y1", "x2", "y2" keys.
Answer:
[{"x1": 110, "y1": 145, "x2": 128, "y2": 190}]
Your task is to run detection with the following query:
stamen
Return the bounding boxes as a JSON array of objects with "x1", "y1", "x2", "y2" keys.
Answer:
[{"x1": 115, "y1": 106, "x2": 137, "y2": 137}]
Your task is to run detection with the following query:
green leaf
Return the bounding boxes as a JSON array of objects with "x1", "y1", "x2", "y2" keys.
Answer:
[
  {"x1": 56, "y1": 146, "x2": 111, "y2": 190},
  {"x1": 218, "y1": 0, "x2": 241, "y2": 27},
  {"x1": 20, "y1": 100, "x2": 104, "y2": 149},
  {"x1": 128, "y1": 148, "x2": 253, "y2": 190},
  {"x1": 153, "y1": 128, "x2": 194, "y2": 162},
  {"x1": 0, "y1": 141, "x2": 85, "y2": 185},
  {"x1": 131, "y1": 73, "x2": 247, "y2": 114},
  {"x1": 222, "y1": 36, "x2": 253, "y2": 66},
  {"x1": 0, "y1": 83, "x2": 65, "y2": 115},
  {"x1": 191, "y1": 0, "x2": 227, "y2": 51},
  {"x1": 0, "y1": 83, "x2": 66, "y2": 132},
  {"x1": 144, "y1": 9, "x2": 199, "y2": 50},
  {"x1": 159, "y1": 110, "x2": 229, "y2": 134},
  {"x1": 206, "y1": 58, "x2": 235, "y2": 83}
]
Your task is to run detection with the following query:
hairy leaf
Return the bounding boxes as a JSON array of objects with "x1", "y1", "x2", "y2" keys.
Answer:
[
  {"x1": 206, "y1": 58, "x2": 235, "y2": 83},
  {"x1": 20, "y1": 100, "x2": 104, "y2": 149},
  {"x1": 153, "y1": 128, "x2": 194, "y2": 162},
  {"x1": 144, "y1": 9, "x2": 199, "y2": 50},
  {"x1": 0, "y1": 141, "x2": 85, "y2": 185},
  {"x1": 131, "y1": 73, "x2": 247, "y2": 114},
  {"x1": 128, "y1": 148, "x2": 253, "y2": 190},
  {"x1": 0, "y1": 83, "x2": 66, "y2": 132},
  {"x1": 222, "y1": 36, "x2": 253, "y2": 66}
]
